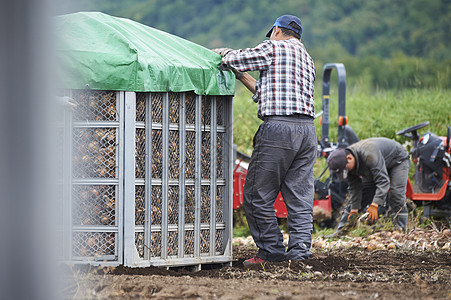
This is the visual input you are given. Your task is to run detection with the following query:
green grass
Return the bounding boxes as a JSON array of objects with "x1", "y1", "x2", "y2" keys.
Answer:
[
  {"x1": 336, "y1": 86, "x2": 451, "y2": 143},
  {"x1": 232, "y1": 82, "x2": 261, "y2": 156},
  {"x1": 233, "y1": 224, "x2": 251, "y2": 238},
  {"x1": 233, "y1": 78, "x2": 451, "y2": 160}
]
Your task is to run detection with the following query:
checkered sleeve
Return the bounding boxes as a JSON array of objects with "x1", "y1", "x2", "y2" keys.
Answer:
[
  {"x1": 222, "y1": 38, "x2": 316, "y2": 118},
  {"x1": 222, "y1": 41, "x2": 274, "y2": 72}
]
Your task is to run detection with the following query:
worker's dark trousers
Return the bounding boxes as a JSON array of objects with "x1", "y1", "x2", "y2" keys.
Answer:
[
  {"x1": 336, "y1": 159, "x2": 411, "y2": 231},
  {"x1": 243, "y1": 115, "x2": 317, "y2": 261}
]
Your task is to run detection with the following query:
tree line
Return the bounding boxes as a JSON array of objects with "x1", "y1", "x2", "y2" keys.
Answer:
[{"x1": 56, "y1": 0, "x2": 450, "y2": 89}]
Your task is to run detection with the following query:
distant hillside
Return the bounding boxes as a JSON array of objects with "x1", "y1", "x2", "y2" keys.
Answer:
[
  {"x1": 56, "y1": 0, "x2": 450, "y2": 89},
  {"x1": 57, "y1": 0, "x2": 449, "y2": 61}
]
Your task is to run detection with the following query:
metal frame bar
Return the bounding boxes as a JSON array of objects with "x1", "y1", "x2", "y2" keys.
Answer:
[
  {"x1": 161, "y1": 93, "x2": 169, "y2": 259},
  {"x1": 144, "y1": 93, "x2": 152, "y2": 260},
  {"x1": 69, "y1": 121, "x2": 118, "y2": 128},
  {"x1": 194, "y1": 95, "x2": 202, "y2": 258},
  {"x1": 209, "y1": 96, "x2": 217, "y2": 256},
  {"x1": 123, "y1": 91, "x2": 136, "y2": 266},
  {"x1": 225, "y1": 95, "x2": 234, "y2": 258},
  {"x1": 116, "y1": 91, "x2": 125, "y2": 264},
  {"x1": 178, "y1": 93, "x2": 186, "y2": 258}
]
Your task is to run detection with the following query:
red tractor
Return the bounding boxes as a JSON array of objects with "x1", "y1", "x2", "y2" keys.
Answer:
[{"x1": 397, "y1": 122, "x2": 451, "y2": 220}]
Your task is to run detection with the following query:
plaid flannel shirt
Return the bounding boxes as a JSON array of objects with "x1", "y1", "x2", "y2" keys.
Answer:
[{"x1": 223, "y1": 38, "x2": 315, "y2": 119}]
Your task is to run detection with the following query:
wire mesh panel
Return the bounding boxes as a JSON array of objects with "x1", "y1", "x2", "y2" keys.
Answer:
[
  {"x1": 184, "y1": 230, "x2": 195, "y2": 255},
  {"x1": 152, "y1": 93, "x2": 163, "y2": 123},
  {"x1": 216, "y1": 133, "x2": 225, "y2": 179},
  {"x1": 185, "y1": 185, "x2": 196, "y2": 224},
  {"x1": 136, "y1": 93, "x2": 146, "y2": 122},
  {"x1": 152, "y1": 130, "x2": 163, "y2": 178},
  {"x1": 216, "y1": 186, "x2": 225, "y2": 223},
  {"x1": 168, "y1": 186, "x2": 179, "y2": 225},
  {"x1": 216, "y1": 230, "x2": 225, "y2": 253},
  {"x1": 201, "y1": 96, "x2": 211, "y2": 125},
  {"x1": 135, "y1": 185, "x2": 145, "y2": 225},
  {"x1": 201, "y1": 132, "x2": 211, "y2": 178},
  {"x1": 72, "y1": 90, "x2": 118, "y2": 122},
  {"x1": 200, "y1": 229, "x2": 210, "y2": 254},
  {"x1": 127, "y1": 92, "x2": 233, "y2": 267},
  {"x1": 135, "y1": 232, "x2": 144, "y2": 258},
  {"x1": 150, "y1": 231, "x2": 162, "y2": 257},
  {"x1": 72, "y1": 185, "x2": 116, "y2": 226},
  {"x1": 185, "y1": 131, "x2": 196, "y2": 179},
  {"x1": 151, "y1": 185, "x2": 162, "y2": 225},
  {"x1": 201, "y1": 186, "x2": 211, "y2": 223},
  {"x1": 168, "y1": 131, "x2": 180, "y2": 178},
  {"x1": 135, "y1": 128, "x2": 146, "y2": 178},
  {"x1": 57, "y1": 90, "x2": 122, "y2": 265},
  {"x1": 169, "y1": 93, "x2": 180, "y2": 123},
  {"x1": 72, "y1": 128, "x2": 117, "y2": 178},
  {"x1": 185, "y1": 93, "x2": 196, "y2": 125},
  {"x1": 72, "y1": 232, "x2": 116, "y2": 258},
  {"x1": 167, "y1": 231, "x2": 179, "y2": 256}
]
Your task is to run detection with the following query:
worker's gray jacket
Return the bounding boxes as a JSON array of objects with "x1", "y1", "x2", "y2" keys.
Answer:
[{"x1": 346, "y1": 137, "x2": 409, "y2": 209}]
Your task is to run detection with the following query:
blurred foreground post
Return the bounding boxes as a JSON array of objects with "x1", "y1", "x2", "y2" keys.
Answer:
[{"x1": 0, "y1": 1, "x2": 55, "y2": 299}]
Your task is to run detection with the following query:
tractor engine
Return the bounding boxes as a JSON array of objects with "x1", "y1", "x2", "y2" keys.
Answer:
[{"x1": 412, "y1": 132, "x2": 451, "y2": 193}]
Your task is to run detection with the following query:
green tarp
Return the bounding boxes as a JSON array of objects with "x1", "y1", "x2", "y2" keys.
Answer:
[{"x1": 55, "y1": 12, "x2": 235, "y2": 95}]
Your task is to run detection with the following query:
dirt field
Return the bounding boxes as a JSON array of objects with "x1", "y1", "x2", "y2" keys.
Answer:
[{"x1": 63, "y1": 229, "x2": 451, "y2": 300}]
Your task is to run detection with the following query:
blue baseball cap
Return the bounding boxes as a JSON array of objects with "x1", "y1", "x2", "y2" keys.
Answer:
[{"x1": 266, "y1": 15, "x2": 303, "y2": 38}]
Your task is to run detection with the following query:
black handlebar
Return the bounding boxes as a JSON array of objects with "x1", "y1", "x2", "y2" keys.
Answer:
[{"x1": 396, "y1": 122, "x2": 430, "y2": 140}]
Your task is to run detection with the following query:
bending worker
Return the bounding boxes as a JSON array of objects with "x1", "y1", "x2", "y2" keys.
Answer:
[
  {"x1": 213, "y1": 14, "x2": 317, "y2": 264},
  {"x1": 327, "y1": 137, "x2": 410, "y2": 235}
]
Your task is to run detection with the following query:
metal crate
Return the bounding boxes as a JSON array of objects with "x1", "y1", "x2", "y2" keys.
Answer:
[{"x1": 56, "y1": 90, "x2": 233, "y2": 267}]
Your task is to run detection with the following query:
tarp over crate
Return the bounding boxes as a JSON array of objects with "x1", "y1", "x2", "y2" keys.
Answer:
[{"x1": 54, "y1": 12, "x2": 235, "y2": 95}]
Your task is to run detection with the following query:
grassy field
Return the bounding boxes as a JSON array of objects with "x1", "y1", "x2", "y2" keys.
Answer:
[{"x1": 233, "y1": 79, "x2": 451, "y2": 157}]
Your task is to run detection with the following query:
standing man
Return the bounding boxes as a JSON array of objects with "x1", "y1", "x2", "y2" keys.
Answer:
[
  {"x1": 214, "y1": 15, "x2": 317, "y2": 264},
  {"x1": 327, "y1": 137, "x2": 410, "y2": 235}
]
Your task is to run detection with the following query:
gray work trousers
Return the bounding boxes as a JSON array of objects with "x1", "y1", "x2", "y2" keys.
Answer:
[
  {"x1": 337, "y1": 158, "x2": 411, "y2": 231},
  {"x1": 243, "y1": 115, "x2": 317, "y2": 261}
]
